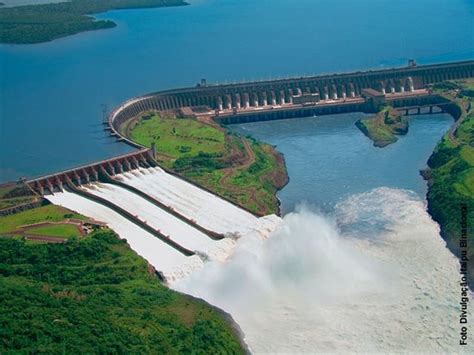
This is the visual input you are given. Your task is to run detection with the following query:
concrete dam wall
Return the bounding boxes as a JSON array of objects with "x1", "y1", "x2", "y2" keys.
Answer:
[{"x1": 108, "y1": 60, "x2": 474, "y2": 135}]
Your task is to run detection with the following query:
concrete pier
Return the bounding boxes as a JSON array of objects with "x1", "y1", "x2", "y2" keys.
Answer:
[
  {"x1": 280, "y1": 90, "x2": 286, "y2": 105},
  {"x1": 243, "y1": 93, "x2": 250, "y2": 109},
  {"x1": 235, "y1": 93, "x2": 241, "y2": 109}
]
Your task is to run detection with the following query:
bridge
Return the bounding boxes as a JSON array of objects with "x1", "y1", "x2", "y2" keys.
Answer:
[{"x1": 107, "y1": 59, "x2": 474, "y2": 140}]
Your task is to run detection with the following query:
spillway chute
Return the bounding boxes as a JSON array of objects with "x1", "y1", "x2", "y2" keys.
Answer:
[
  {"x1": 46, "y1": 190, "x2": 204, "y2": 281},
  {"x1": 45, "y1": 166, "x2": 282, "y2": 282}
]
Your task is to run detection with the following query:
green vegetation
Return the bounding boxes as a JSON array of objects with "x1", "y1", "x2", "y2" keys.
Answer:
[
  {"x1": 129, "y1": 113, "x2": 226, "y2": 159},
  {"x1": 27, "y1": 224, "x2": 82, "y2": 238},
  {"x1": 0, "y1": 230, "x2": 245, "y2": 353},
  {"x1": 0, "y1": 0, "x2": 187, "y2": 44},
  {"x1": 188, "y1": 140, "x2": 288, "y2": 214},
  {"x1": 355, "y1": 106, "x2": 408, "y2": 147},
  {"x1": 0, "y1": 183, "x2": 36, "y2": 210},
  {"x1": 0, "y1": 195, "x2": 34, "y2": 210},
  {"x1": 425, "y1": 80, "x2": 474, "y2": 287},
  {"x1": 127, "y1": 112, "x2": 288, "y2": 215},
  {"x1": 0, "y1": 204, "x2": 84, "y2": 236}
]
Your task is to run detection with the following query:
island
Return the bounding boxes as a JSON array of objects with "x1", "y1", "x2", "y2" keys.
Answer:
[
  {"x1": 353, "y1": 79, "x2": 473, "y2": 288},
  {"x1": 355, "y1": 106, "x2": 409, "y2": 147},
  {"x1": 0, "y1": 0, "x2": 187, "y2": 44}
]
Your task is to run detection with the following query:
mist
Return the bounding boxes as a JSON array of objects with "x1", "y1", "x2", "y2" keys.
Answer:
[{"x1": 173, "y1": 187, "x2": 473, "y2": 353}]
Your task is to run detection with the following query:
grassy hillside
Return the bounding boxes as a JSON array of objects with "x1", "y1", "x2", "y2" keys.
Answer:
[
  {"x1": 426, "y1": 80, "x2": 474, "y2": 287},
  {"x1": 0, "y1": 204, "x2": 84, "y2": 235},
  {"x1": 0, "y1": 230, "x2": 245, "y2": 353},
  {"x1": 130, "y1": 113, "x2": 226, "y2": 159},
  {"x1": 127, "y1": 112, "x2": 288, "y2": 215},
  {"x1": 0, "y1": 183, "x2": 37, "y2": 210},
  {"x1": 0, "y1": 0, "x2": 187, "y2": 44},
  {"x1": 355, "y1": 106, "x2": 408, "y2": 147}
]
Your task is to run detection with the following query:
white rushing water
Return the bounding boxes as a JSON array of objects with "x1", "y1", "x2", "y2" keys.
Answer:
[
  {"x1": 45, "y1": 167, "x2": 281, "y2": 282},
  {"x1": 46, "y1": 190, "x2": 204, "y2": 281},
  {"x1": 116, "y1": 167, "x2": 277, "y2": 236},
  {"x1": 45, "y1": 167, "x2": 471, "y2": 352},
  {"x1": 173, "y1": 187, "x2": 474, "y2": 353},
  {"x1": 83, "y1": 183, "x2": 236, "y2": 262}
]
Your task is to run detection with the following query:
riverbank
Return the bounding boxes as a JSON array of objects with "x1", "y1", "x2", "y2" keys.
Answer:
[
  {"x1": 0, "y1": 0, "x2": 187, "y2": 44},
  {"x1": 423, "y1": 80, "x2": 474, "y2": 288},
  {"x1": 0, "y1": 181, "x2": 252, "y2": 353}
]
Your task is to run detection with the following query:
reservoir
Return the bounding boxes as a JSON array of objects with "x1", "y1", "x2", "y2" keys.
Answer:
[{"x1": 1, "y1": 0, "x2": 473, "y2": 182}]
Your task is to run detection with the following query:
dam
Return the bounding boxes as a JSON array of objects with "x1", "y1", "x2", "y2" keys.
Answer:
[
  {"x1": 107, "y1": 60, "x2": 473, "y2": 141},
  {"x1": 26, "y1": 149, "x2": 280, "y2": 281},
  {"x1": 18, "y1": 59, "x2": 473, "y2": 281}
]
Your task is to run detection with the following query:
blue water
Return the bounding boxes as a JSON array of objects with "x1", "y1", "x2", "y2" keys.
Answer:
[
  {"x1": 231, "y1": 113, "x2": 453, "y2": 213},
  {"x1": 1, "y1": 0, "x2": 473, "y2": 182}
]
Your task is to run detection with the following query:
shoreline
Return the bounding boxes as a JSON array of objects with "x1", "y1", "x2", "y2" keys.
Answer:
[
  {"x1": 420, "y1": 83, "x2": 473, "y2": 289},
  {"x1": 181, "y1": 291, "x2": 251, "y2": 355},
  {"x1": 0, "y1": 0, "x2": 189, "y2": 45}
]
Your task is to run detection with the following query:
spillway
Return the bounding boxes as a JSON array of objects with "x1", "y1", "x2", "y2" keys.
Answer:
[
  {"x1": 116, "y1": 167, "x2": 279, "y2": 236},
  {"x1": 46, "y1": 191, "x2": 203, "y2": 281},
  {"x1": 46, "y1": 168, "x2": 282, "y2": 282},
  {"x1": 82, "y1": 183, "x2": 236, "y2": 261}
]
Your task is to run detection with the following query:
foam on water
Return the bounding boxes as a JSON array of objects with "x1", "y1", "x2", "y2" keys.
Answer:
[{"x1": 173, "y1": 187, "x2": 473, "y2": 353}]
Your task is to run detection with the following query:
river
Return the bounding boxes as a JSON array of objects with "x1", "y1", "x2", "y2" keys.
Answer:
[
  {"x1": 231, "y1": 112, "x2": 453, "y2": 213},
  {"x1": 176, "y1": 112, "x2": 473, "y2": 352}
]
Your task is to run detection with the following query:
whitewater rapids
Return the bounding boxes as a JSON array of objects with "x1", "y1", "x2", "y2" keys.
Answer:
[
  {"x1": 173, "y1": 187, "x2": 474, "y2": 353},
  {"x1": 46, "y1": 166, "x2": 472, "y2": 352}
]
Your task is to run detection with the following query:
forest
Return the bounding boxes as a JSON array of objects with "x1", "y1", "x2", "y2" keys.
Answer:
[
  {"x1": 0, "y1": 230, "x2": 244, "y2": 353},
  {"x1": 0, "y1": 0, "x2": 187, "y2": 44}
]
